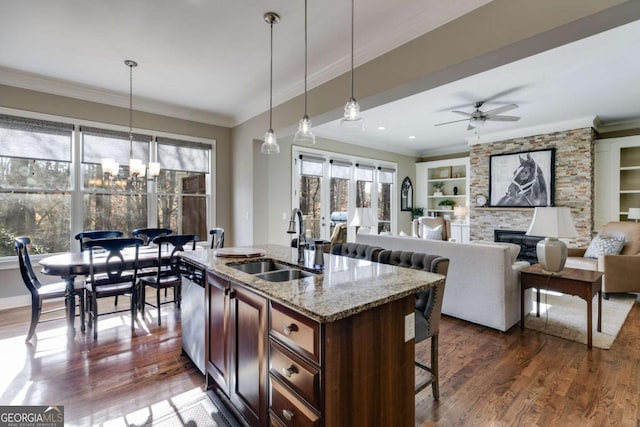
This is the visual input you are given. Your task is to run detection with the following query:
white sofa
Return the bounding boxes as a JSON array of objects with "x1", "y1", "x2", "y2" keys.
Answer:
[{"x1": 356, "y1": 233, "x2": 532, "y2": 332}]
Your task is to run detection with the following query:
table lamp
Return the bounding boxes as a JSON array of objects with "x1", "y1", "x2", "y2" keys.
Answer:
[
  {"x1": 628, "y1": 207, "x2": 640, "y2": 222},
  {"x1": 350, "y1": 207, "x2": 373, "y2": 234},
  {"x1": 526, "y1": 207, "x2": 578, "y2": 274},
  {"x1": 453, "y1": 206, "x2": 467, "y2": 223}
]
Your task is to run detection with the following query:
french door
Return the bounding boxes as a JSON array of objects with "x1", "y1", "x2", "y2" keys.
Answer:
[{"x1": 292, "y1": 148, "x2": 396, "y2": 243}]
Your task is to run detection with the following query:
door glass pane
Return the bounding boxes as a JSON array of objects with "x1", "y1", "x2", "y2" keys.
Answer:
[
  {"x1": 356, "y1": 167, "x2": 373, "y2": 208},
  {"x1": 330, "y1": 163, "x2": 350, "y2": 236},
  {"x1": 377, "y1": 169, "x2": 394, "y2": 233}
]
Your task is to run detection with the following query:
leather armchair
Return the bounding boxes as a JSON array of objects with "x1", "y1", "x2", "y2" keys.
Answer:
[
  {"x1": 566, "y1": 221, "x2": 640, "y2": 294},
  {"x1": 411, "y1": 216, "x2": 451, "y2": 241}
]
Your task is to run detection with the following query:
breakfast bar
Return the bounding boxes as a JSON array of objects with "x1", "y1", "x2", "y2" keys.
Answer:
[{"x1": 180, "y1": 244, "x2": 445, "y2": 427}]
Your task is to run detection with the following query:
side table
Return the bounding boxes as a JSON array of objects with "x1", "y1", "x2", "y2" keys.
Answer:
[{"x1": 520, "y1": 264, "x2": 604, "y2": 349}]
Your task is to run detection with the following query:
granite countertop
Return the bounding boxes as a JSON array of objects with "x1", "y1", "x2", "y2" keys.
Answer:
[{"x1": 180, "y1": 244, "x2": 444, "y2": 323}]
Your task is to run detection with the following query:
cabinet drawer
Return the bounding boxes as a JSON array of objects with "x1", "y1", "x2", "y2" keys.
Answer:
[
  {"x1": 270, "y1": 302, "x2": 320, "y2": 364},
  {"x1": 270, "y1": 340, "x2": 320, "y2": 409},
  {"x1": 270, "y1": 377, "x2": 321, "y2": 427}
]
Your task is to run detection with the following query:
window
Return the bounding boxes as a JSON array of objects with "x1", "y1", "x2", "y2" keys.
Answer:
[
  {"x1": 0, "y1": 115, "x2": 73, "y2": 255},
  {"x1": 157, "y1": 137, "x2": 211, "y2": 239},
  {"x1": 293, "y1": 147, "x2": 396, "y2": 240},
  {"x1": 0, "y1": 112, "x2": 214, "y2": 258},
  {"x1": 81, "y1": 127, "x2": 151, "y2": 232},
  {"x1": 299, "y1": 156, "x2": 323, "y2": 239},
  {"x1": 377, "y1": 168, "x2": 394, "y2": 233}
]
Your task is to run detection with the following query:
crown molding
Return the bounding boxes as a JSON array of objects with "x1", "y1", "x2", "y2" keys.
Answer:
[
  {"x1": 466, "y1": 117, "x2": 597, "y2": 145},
  {"x1": 0, "y1": 66, "x2": 234, "y2": 127}
]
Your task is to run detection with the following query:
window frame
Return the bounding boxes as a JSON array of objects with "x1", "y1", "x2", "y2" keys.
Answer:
[
  {"x1": 292, "y1": 146, "x2": 397, "y2": 242},
  {"x1": 0, "y1": 107, "x2": 216, "y2": 267}
]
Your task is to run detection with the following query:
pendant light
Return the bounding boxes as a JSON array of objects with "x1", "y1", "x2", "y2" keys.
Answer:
[
  {"x1": 261, "y1": 12, "x2": 281, "y2": 155},
  {"x1": 293, "y1": 0, "x2": 315, "y2": 145},
  {"x1": 124, "y1": 60, "x2": 160, "y2": 181},
  {"x1": 341, "y1": 0, "x2": 363, "y2": 127}
]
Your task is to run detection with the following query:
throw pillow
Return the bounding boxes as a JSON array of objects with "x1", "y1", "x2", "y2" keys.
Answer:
[
  {"x1": 584, "y1": 235, "x2": 625, "y2": 258},
  {"x1": 421, "y1": 224, "x2": 442, "y2": 240}
]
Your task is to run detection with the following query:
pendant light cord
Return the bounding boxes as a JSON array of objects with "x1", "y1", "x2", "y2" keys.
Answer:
[
  {"x1": 304, "y1": 0, "x2": 308, "y2": 116},
  {"x1": 350, "y1": 0, "x2": 355, "y2": 100},
  {"x1": 128, "y1": 61, "x2": 134, "y2": 157},
  {"x1": 269, "y1": 18, "x2": 274, "y2": 131}
]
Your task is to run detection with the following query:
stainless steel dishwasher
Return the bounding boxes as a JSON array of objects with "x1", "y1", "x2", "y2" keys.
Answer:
[{"x1": 180, "y1": 258, "x2": 205, "y2": 374}]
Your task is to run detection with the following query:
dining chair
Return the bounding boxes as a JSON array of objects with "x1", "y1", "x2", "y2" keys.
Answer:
[
  {"x1": 83, "y1": 237, "x2": 143, "y2": 339},
  {"x1": 131, "y1": 228, "x2": 173, "y2": 246},
  {"x1": 377, "y1": 249, "x2": 449, "y2": 400},
  {"x1": 209, "y1": 228, "x2": 225, "y2": 249},
  {"x1": 75, "y1": 230, "x2": 124, "y2": 252},
  {"x1": 15, "y1": 236, "x2": 85, "y2": 342},
  {"x1": 139, "y1": 234, "x2": 197, "y2": 325}
]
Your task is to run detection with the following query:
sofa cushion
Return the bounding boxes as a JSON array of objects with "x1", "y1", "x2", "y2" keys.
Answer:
[
  {"x1": 421, "y1": 224, "x2": 442, "y2": 240},
  {"x1": 470, "y1": 240, "x2": 521, "y2": 264},
  {"x1": 599, "y1": 221, "x2": 640, "y2": 255},
  {"x1": 584, "y1": 235, "x2": 625, "y2": 258}
]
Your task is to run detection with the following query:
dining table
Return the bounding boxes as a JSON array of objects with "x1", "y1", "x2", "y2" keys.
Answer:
[{"x1": 39, "y1": 245, "x2": 199, "y2": 336}]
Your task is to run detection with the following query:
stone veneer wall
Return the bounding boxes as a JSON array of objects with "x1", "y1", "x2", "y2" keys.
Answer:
[{"x1": 469, "y1": 127, "x2": 596, "y2": 248}]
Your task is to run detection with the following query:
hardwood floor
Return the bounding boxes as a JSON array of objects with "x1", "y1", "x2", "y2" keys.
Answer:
[{"x1": 0, "y1": 296, "x2": 638, "y2": 426}]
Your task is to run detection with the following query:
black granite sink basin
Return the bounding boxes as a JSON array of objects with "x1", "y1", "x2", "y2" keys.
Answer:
[
  {"x1": 228, "y1": 259, "x2": 290, "y2": 274},
  {"x1": 254, "y1": 269, "x2": 316, "y2": 282}
]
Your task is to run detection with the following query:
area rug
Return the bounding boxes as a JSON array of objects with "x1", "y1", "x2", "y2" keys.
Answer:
[
  {"x1": 103, "y1": 387, "x2": 238, "y2": 427},
  {"x1": 523, "y1": 292, "x2": 636, "y2": 349}
]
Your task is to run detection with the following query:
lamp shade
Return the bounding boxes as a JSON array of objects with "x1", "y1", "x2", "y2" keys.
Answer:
[
  {"x1": 350, "y1": 208, "x2": 373, "y2": 231},
  {"x1": 526, "y1": 207, "x2": 578, "y2": 274},
  {"x1": 453, "y1": 206, "x2": 466, "y2": 218},
  {"x1": 526, "y1": 207, "x2": 578, "y2": 238},
  {"x1": 628, "y1": 207, "x2": 640, "y2": 221}
]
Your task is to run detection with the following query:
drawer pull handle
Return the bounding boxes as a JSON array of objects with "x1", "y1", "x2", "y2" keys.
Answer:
[
  {"x1": 282, "y1": 365, "x2": 298, "y2": 377},
  {"x1": 282, "y1": 323, "x2": 298, "y2": 335},
  {"x1": 282, "y1": 409, "x2": 295, "y2": 421}
]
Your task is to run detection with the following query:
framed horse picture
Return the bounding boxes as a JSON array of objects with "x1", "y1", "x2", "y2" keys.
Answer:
[{"x1": 489, "y1": 148, "x2": 555, "y2": 207}]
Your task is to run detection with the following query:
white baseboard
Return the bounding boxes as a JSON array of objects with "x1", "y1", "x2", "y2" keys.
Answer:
[{"x1": 0, "y1": 295, "x2": 31, "y2": 311}]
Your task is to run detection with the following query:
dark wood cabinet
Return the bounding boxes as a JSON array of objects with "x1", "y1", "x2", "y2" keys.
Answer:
[
  {"x1": 207, "y1": 271, "x2": 415, "y2": 427},
  {"x1": 206, "y1": 272, "x2": 230, "y2": 393},
  {"x1": 206, "y1": 272, "x2": 268, "y2": 427},
  {"x1": 229, "y1": 282, "x2": 268, "y2": 426}
]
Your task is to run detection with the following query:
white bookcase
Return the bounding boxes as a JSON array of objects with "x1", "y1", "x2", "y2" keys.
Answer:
[
  {"x1": 416, "y1": 157, "x2": 470, "y2": 220},
  {"x1": 595, "y1": 136, "x2": 640, "y2": 229}
]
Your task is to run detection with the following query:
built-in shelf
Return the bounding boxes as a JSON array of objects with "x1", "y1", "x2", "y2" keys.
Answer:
[{"x1": 416, "y1": 158, "x2": 470, "y2": 218}]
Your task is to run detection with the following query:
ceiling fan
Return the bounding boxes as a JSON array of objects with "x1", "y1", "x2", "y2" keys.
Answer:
[{"x1": 435, "y1": 101, "x2": 520, "y2": 131}]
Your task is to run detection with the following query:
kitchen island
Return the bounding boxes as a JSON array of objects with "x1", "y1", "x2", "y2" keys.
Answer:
[{"x1": 180, "y1": 244, "x2": 444, "y2": 427}]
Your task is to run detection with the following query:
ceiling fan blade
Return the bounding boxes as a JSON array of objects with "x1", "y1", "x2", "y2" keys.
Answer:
[
  {"x1": 486, "y1": 115, "x2": 520, "y2": 122},
  {"x1": 483, "y1": 104, "x2": 518, "y2": 116},
  {"x1": 434, "y1": 118, "x2": 471, "y2": 126},
  {"x1": 451, "y1": 110, "x2": 473, "y2": 117}
]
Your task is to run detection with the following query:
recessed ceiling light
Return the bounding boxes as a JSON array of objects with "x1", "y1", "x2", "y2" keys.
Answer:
[
  {"x1": 408, "y1": 135, "x2": 416, "y2": 139},
  {"x1": 377, "y1": 126, "x2": 386, "y2": 130}
]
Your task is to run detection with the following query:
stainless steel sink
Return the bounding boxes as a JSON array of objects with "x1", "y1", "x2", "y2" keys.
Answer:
[
  {"x1": 254, "y1": 269, "x2": 316, "y2": 282},
  {"x1": 228, "y1": 259, "x2": 289, "y2": 274}
]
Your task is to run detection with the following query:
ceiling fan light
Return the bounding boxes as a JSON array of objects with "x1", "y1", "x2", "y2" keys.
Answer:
[
  {"x1": 471, "y1": 117, "x2": 486, "y2": 128},
  {"x1": 294, "y1": 115, "x2": 316, "y2": 144}
]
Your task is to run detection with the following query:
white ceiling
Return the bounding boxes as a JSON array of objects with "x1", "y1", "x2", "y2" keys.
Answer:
[{"x1": 1, "y1": 1, "x2": 640, "y2": 157}]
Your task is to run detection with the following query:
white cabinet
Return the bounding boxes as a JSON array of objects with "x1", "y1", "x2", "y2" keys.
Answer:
[
  {"x1": 595, "y1": 136, "x2": 640, "y2": 229},
  {"x1": 416, "y1": 157, "x2": 470, "y2": 218},
  {"x1": 450, "y1": 222, "x2": 470, "y2": 243}
]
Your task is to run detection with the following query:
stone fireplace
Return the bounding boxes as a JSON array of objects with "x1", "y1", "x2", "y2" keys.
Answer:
[{"x1": 468, "y1": 127, "x2": 596, "y2": 249}]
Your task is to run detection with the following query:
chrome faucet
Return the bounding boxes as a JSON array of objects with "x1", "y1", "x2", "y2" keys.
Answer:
[{"x1": 287, "y1": 208, "x2": 307, "y2": 264}]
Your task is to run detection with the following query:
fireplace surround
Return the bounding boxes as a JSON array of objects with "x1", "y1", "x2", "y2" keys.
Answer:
[{"x1": 494, "y1": 229, "x2": 544, "y2": 264}]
